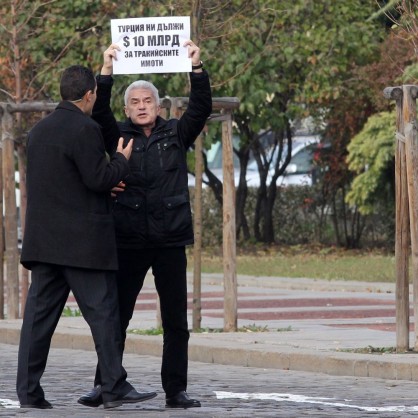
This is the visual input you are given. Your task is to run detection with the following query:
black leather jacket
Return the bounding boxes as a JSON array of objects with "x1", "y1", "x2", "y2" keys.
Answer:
[{"x1": 93, "y1": 71, "x2": 212, "y2": 248}]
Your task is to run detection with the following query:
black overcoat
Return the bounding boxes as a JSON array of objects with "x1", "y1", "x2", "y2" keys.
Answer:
[{"x1": 20, "y1": 101, "x2": 130, "y2": 270}]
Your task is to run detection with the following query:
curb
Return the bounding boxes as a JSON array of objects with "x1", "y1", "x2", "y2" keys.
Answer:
[{"x1": 2, "y1": 322, "x2": 418, "y2": 382}]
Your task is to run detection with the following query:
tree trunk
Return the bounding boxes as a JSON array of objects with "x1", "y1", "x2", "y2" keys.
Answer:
[
  {"x1": 235, "y1": 148, "x2": 251, "y2": 240},
  {"x1": 17, "y1": 143, "x2": 29, "y2": 315},
  {"x1": 263, "y1": 183, "x2": 277, "y2": 243},
  {"x1": 2, "y1": 109, "x2": 20, "y2": 319},
  {"x1": 0, "y1": 147, "x2": 4, "y2": 319},
  {"x1": 331, "y1": 193, "x2": 341, "y2": 246},
  {"x1": 253, "y1": 184, "x2": 267, "y2": 241}
]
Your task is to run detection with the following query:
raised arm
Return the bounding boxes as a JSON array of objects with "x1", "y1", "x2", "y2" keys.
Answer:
[
  {"x1": 92, "y1": 44, "x2": 123, "y2": 155},
  {"x1": 177, "y1": 41, "x2": 212, "y2": 149}
]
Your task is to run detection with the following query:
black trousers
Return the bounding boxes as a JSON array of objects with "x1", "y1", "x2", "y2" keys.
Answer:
[
  {"x1": 16, "y1": 263, "x2": 132, "y2": 405},
  {"x1": 94, "y1": 246, "x2": 190, "y2": 397}
]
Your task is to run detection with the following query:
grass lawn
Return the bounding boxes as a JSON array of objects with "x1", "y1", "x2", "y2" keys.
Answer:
[{"x1": 186, "y1": 245, "x2": 398, "y2": 283}]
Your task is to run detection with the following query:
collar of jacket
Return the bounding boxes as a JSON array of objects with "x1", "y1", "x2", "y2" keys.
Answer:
[
  {"x1": 57, "y1": 100, "x2": 85, "y2": 114},
  {"x1": 120, "y1": 115, "x2": 167, "y2": 136}
]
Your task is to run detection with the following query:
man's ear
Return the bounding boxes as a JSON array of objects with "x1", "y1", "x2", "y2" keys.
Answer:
[
  {"x1": 85, "y1": 90, "x2": 94, "y2": 102},
  {"x1": 124, "y1": 106, "x2": 129, "y2": 117}
]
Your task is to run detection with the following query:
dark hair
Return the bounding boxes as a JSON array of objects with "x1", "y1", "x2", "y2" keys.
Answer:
[{"x1": 60, "y1": 65, "x2": 96, "y2": 101}]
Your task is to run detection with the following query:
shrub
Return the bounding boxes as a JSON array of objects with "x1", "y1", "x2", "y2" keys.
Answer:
[{"x1": 189, "y1": 185, "x2": 394, "y2": 249}]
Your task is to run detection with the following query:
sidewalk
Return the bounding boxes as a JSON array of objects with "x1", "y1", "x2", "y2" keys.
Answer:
[{"x1": 1, "y1": 273, "x2": 418, "y2": 382}]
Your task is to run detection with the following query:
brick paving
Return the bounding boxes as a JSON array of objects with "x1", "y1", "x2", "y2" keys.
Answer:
[
  {"x1": 2, "y1": 273, "x2": 418, "y2": 392},
  {"x1": 2, "y1": 343, "x2": 418, "y2": 417}
]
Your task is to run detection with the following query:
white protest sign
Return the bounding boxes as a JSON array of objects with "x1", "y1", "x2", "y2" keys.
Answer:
[{"x1": 110, "y1": 16, "x2": 191, "y2": 74}]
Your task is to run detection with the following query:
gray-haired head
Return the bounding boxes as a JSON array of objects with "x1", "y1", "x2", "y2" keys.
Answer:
[{"x1": 124, "y1": 80, "x2": 160, "y2": 106}]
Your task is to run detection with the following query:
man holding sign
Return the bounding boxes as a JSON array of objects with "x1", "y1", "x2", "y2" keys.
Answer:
[{"x1": 77, "y1": 39, "x2": 211, "y2": 409}]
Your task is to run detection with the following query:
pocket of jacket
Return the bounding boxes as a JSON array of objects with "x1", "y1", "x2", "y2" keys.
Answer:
[
  {"x1": 113, "y1": 195, "x2": 145, "y2": 239},
  {"x1": 160, "y1": 137, "x2": 181, "y2": 171},
  {"x1": 114, "y1": 194, "x2": 142, "y2": 210},
  {"x1": 162, "y1": 194, "x2": 192, "y2": 234},
  {"x1": 131, "y1": 144, "x2": 145, "y2": 171}
]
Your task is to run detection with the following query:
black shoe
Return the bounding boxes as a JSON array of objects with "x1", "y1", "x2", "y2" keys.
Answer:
[
  {"x1": 20, "y1": 399, "x2": 52, "y2": 409},
  {"x1": 77, "y1": 385, "x2": 103, "y2": 407},
  {"x1": 103, "y1": 389, "x2": 157, "y2": 409},
  {"x1": 165, "y1": 391, "x2": 201, "y2": 408}
]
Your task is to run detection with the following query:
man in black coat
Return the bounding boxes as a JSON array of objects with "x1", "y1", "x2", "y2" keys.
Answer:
[
  {"x1": 78, "y1": 41, "x2": 212, "y2": 409},
  {"x1": 17, "y1": 65, "x2": 157, "y2": 410}
]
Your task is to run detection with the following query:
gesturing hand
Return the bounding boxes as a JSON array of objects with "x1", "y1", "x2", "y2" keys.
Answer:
[
  {"x1": 111, "y1": 181, "x2": 126, "y2": 198},
  {"x1": 117, "y1": 137, "x2": 133, "y2": 160}
]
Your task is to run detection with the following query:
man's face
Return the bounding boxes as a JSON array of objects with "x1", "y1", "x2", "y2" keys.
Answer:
[{"x1": 124, "y1": 88, "x2": 160, "y2": 128}]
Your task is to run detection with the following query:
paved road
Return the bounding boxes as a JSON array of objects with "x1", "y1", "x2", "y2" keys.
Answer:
[{"x1": 1, "y1": 343, "x2": 418, "y2": 417}]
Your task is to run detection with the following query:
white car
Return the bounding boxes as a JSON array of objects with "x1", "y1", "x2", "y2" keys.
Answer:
[{"x1": 188, "y1": 134, "x2": 320, "y2": 188}]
